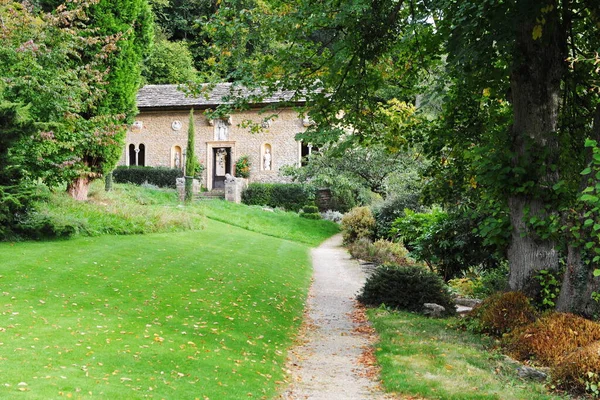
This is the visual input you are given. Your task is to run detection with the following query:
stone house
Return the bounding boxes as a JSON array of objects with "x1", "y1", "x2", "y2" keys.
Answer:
[{"x1": 121, "y1": 84, "x2": 314, "y2": 190}]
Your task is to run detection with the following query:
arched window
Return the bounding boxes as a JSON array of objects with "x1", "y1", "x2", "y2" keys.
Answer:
[
  {"x1": 138, "y1": 144, "x2": 145, "y2": 166},
  {"x1": 128, "y1": 143, "x2": 146, "y2": 166},
  {"x1": 128, "y1": 144, "x2": 136, "y2": 166}
]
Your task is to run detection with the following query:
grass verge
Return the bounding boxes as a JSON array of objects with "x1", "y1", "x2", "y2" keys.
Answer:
[
  {"x1": 0, "y1": 218, "x2": 312, "y2": 399},
  {"x1": 369, "y1": 308, "x2": 567, "y2": 400}
]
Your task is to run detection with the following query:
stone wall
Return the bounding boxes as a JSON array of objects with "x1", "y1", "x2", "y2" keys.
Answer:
[{"x1": 121, "y1": 108, "x2": 306, "y2": 189}]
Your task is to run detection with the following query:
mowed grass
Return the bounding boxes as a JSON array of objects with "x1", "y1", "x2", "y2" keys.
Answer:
[
  {"x1": 0, "y1": 218, "x2": 314, "y2": 399},
  {"x1": 369, "y1": 309, "x2": 566, "y2": 400},
  {"x1": 199, "y1": 200, "x2": 339, "y2": 247}
]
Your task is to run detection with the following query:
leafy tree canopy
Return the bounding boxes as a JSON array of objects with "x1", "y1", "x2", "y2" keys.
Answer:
[{"x1": 201, "y1": 0, "x2": 600, "y2": 315}]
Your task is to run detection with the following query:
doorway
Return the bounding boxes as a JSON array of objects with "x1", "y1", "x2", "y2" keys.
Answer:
[{"x1": 212, "y1": 147, "x2": 231, "y2": 189}]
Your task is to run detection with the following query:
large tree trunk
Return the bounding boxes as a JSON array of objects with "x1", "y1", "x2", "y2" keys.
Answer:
[
  {"x1": 556, "y1": 105, "x2": 600, "y2": 316},
  {"x1": 507, "y1": 0, "x2": 565, "y2": 294},
  {"x1": 67, "y1": 176, "x2": 90, "y2": 201}
]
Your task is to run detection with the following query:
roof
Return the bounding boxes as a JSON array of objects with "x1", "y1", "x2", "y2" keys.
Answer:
[{"x1": 136, "y1": 83, "x2": 303, "y2": 111}]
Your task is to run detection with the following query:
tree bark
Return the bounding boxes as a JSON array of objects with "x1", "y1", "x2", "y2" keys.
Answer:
[
  {"x1": 556, "y1": 105, "x2": 600, "y2": 316},
  {"x1": 67, "y1": 176, "x2": 90, "y2": 201},
  {"x1": 507, "y1": 0, "x2": 565, "y2": 294}
]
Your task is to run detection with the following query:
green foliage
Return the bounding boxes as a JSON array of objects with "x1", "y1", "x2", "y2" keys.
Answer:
[
  {"x1": 282, "y1": 145, "x2": 424, "y2": 212},
  {"x1": 465, "y1": 292, "x2": 537, "y2": 337},
  {"x1": 112, "y1": 166, "x2": 183, "y2": 188},
  {"x1": 241, "y1": 183, "x2": 316, "y2": 212},
  {"x1": 347, "y1": 238, "x2": 411, "y2": 266},
  {"x1": 391, "y1": 209, "x2": 501, "y2": 280},
  {"x1": 371, "y1": 192, "x2": 423, "y2": 239},
  {"x1": 447, "y1": 277, "x2": 480, "y2": 298},
  {"x1": 185, "y1": 109, "x2": 196, "y2": 201},
  {"x1": 0, "y1": 184, "x2": 45, "y2": 240},
  {"x1": 575, "y1": 139, "x2": 600, "y2": 303},
  {"x1": 0, "y1": 0, "x2": 153, "y2": 200},
  {"x1": 142, "y1": 38, "x2": 197, "y2": 84},
  {"x1": 300, "y1": 204, "x2": 321, "y2": 219},
  {"x1": 358, "y1": 265, "x2": 456, "y2": 316},
  {"x1": 340, "y1": 206, "x2": 376, "y2": 244},
  {"x1": 534, "y1": 269, "x2": 561, "y2": 311},
  {"x1": 185, "y1": 109, "x2": 196, "y2": 176},
  {"x1": 471, "y1": 262, "x2": 510, "y2": 298},
  {"x1": 16, "y1": 209, "x2": 86, "y2": 239},
  {"x1": 235, "y1": 155, "x2": 251, "y2": 178},
  {"x1": 87, "y1": 0, "x2": 154, "y2": 118}
]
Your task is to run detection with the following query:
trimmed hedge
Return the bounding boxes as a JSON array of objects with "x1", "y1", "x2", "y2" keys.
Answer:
[
  {"x1": 242, "y1": 183, "x2": 316, "y2": 212},
  {"x1": 112, "y1": 166, "x2": 183, "y2": 189}
]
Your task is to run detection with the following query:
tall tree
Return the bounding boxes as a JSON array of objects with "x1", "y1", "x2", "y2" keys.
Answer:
[
  {"x1": 202, "y1": 0, "x2": 600, "y2": 315},
  {"x1": 63, "y1": 0, "x2": 153, "y2": 199}
]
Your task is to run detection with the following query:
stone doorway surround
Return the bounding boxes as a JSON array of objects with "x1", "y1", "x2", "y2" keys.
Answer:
[{"x1": 206, "y1": 141, "x2": 236, "y2": 190}]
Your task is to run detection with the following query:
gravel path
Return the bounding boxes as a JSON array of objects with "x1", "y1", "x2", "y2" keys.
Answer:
[{"x1": 279, "y1": 234, "x2": 393, "y2": 400}]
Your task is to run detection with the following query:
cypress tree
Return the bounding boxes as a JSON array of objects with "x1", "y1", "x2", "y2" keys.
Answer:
[{"x1": 185, "y1": 109, "x2": 196, "y2": 202}]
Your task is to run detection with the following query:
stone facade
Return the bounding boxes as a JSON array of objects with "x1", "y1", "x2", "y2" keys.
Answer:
[{"x1": 120, "y1": 85, "x2": 307, "y2": 190}]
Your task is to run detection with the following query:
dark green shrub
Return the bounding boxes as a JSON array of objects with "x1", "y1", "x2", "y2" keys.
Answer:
[
  {"x1": 358, "y1": 265, "x2": 456, "y2": 316},
  {"x1": 392, "y1": 209, "x2": 502, "y2": 280},
  {"x1": 302, "y1": 205, "x2": 319, "y2": 213},
  {"x1": 300, "y1": 204, "x2": 321, "y2": 219},
  {"x1": 16, "y1": 210, "x2": 88, "y2": 239},
  {"x1": 465, "y1": 291, "x2": 537, "y2": 337},
  {"x1": 242, "y1": 183, "x2": 316, "y2": 212},
  {"x1": 1, "y1": 184, "x2": 48, "y2": 240},
  {"x1": 371, "y1": 193, "x2": 423, "y2": 239},
  {"x1": 242, "y1": 183, "x2": 273, "y2": 206},
  {"x1": 112, "y1": 166, "x2": 183, "y2": 188},
  {"x1": 340, "y1": 206, "x2": 376, "y2": 244}
]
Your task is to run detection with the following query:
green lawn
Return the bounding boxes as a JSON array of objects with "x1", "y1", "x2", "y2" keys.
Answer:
[
  {"x1": 0, "y1": 218, "x2": 316, "y2": 399},
  {"x1": 369, "y1": 308, "x2": 567, "y2": 400},
  {"x1": 198, "y1": 199, "x2": 339, "y2": 247}
]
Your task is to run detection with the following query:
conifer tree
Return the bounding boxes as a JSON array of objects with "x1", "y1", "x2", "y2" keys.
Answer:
[{"x1": 185, "y1": 109, "x2": 196, "y2": 202}]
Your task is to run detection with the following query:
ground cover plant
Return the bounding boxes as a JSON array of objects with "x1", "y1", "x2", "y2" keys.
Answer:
[
  {"x1": 0, "y1": 218, "x2": 313, "y2": 399},
  {"x1": 368, "y1": 308, "x2": 567, "y2": 400}
]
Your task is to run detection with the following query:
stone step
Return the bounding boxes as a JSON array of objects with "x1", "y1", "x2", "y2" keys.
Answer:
[{"x1": 196, "y1": 190, "x2": 225, "y2": 200}]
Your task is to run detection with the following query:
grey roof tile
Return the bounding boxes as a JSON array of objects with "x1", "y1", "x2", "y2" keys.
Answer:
[{"x1": 136, "y1": 84, "x2": 302, "y2": 109}]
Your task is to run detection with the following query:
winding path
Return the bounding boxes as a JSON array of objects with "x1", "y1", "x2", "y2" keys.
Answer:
[{"x1": 279, "y1": 234, "x2": 393, "y2": 400}]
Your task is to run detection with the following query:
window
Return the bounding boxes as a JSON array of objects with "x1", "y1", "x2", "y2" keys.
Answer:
[{"x1": 128, "y1": 143, "x2": 146, "y2": 166}]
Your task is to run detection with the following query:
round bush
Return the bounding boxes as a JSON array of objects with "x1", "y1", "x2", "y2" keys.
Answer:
[
  {"x1": 340, "y1": 206, "x2": 375, "y2": 244},
  {"x1": 357, "y1": 265, "x2": 456, "y2": 316},
  {"x1": 466, "y1": 291, "x2": 537, "y2": 337},
  {"x1": 505, "y1": 312, "x2": 600, "y2": 367}
]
